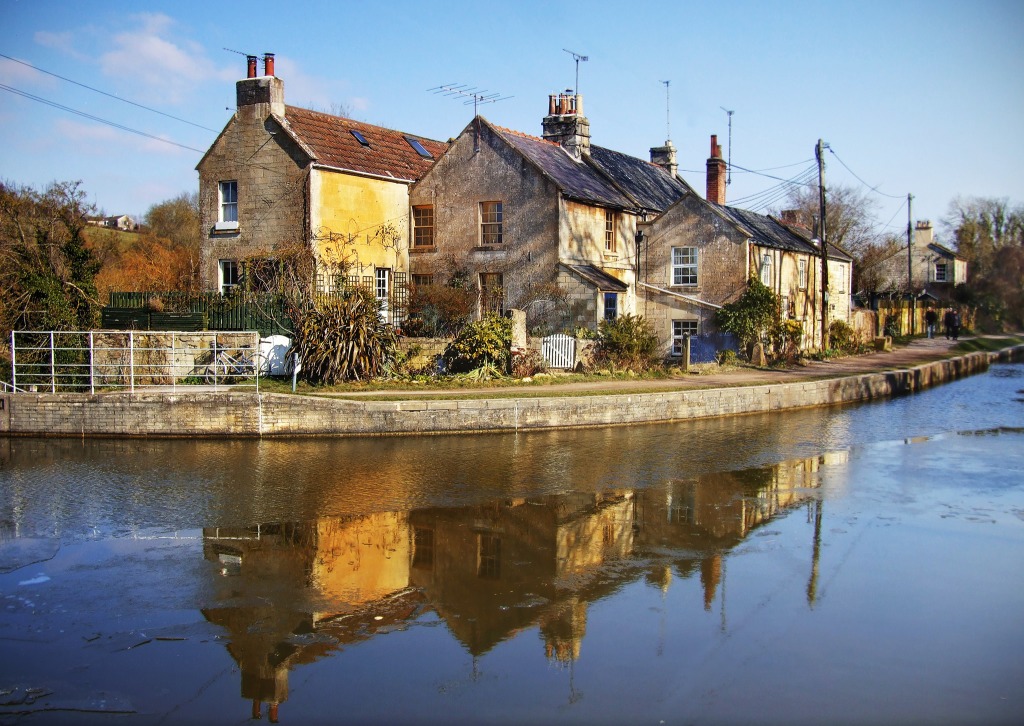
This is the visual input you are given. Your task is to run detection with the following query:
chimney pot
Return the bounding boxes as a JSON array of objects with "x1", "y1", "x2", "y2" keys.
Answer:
[
  {"x1": 263, "y1": 53, "x2": 275, "y2": 77},
  {"x1": 246, "y1": 55, "x2": 258, "y2": 79},
  {"x1": 706, "y1": 134, "x2": 727, "y2": 205}
]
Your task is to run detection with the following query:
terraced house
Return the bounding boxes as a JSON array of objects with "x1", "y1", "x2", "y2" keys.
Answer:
[
  {"x1": 637, "y1": 136, "x2": 853, "y2": 358},
  {"x1": 408, "y1": 92, "x2": 689, "y2": 331},
  {"x1": 197, "y1": 54, "x2": 447, "y2": 324}
]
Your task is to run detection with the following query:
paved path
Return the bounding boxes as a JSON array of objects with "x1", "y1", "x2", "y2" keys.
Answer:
[{"x1": 322, "y1": 336, "x2": 982, "y2": 399}]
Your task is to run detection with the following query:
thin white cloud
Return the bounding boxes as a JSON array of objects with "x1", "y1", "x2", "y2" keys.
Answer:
[
  {"x1": 0, "y1": 56, "x2": 57, "y2": 88},
  {"x1": 54, "y1": 118, "x2": 188, "y2": 156},
  {"x1": 34, "y1": 30, "x2": 87, "y2": 60},
  {"x1": 96, "y1": 13, "x2": 223, "y2": 104}
]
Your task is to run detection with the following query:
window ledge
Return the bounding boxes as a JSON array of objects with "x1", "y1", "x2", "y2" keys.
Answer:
[
  {"x1": 214, "y1": 221, "x2": 239, "y2": 232},
  {"x1": 410, "y1": 246, "x2": 436, "y2": 254},
  {"x1": 472, "y1": 245, "x2": 504, "y2": 252}
]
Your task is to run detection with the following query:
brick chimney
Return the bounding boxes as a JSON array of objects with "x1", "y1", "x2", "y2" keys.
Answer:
[
  {"x1": 542, "y1": 92, "x2": 590, "y2": 158},
  {"x1": 706, "y1": 135, "x2": 726, "y2": 205},
  {"x1": 780, "y1": 209, "x2": 807, "y2": 229},
  {"x1": 650, "y1": 139, "x2": 678, "y2": 177},
  {"x1": 236, "y1": 53, "x2": 284, "y2": 118}
]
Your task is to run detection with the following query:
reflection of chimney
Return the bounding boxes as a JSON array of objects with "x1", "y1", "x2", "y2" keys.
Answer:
[
  {"x1": 542, "y1": 92, "x2": 590, "y2": 158},
  {"x1": 236, "y1": 53, "x2": 285, "y2": 118},
  {"x1": 706, "y1": 135, "x2": 727, "y2": 205}
]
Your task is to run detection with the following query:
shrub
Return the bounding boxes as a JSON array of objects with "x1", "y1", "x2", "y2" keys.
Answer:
[
  {"x1": 442, "y1": 314, "x2": 512, "y2": 375},
  {"x1": 592, "y1": 314, "x2": 659, "y2": 372},
  {"x1": 828, "y1": 320, "x2": 860, "y2": 355},
  {"x1": 715, "y1": 278, "x2": 781, "y2": 359},
  {"x1": 511, "y1": 347, "x2": 547, "y2": 378},
  {"x1": 291, "y1": 289, "x2": 398, "y2": 384},
  {"x1": 403, "y1": 283, "x2": 475, "y2": 338}
]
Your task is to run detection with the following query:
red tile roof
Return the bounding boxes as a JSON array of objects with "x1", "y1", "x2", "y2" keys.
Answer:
[{"x1": 284, "y1": 106, "x2": 448, "y2": 182}]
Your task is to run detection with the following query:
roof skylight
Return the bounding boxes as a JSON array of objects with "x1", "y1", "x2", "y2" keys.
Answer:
[
  {"x1": 350, "y1": 130, "x2": 370, "y2": 147},
  {"x1": 405, "y1": 136, "x2": 433, "y2": 159}
]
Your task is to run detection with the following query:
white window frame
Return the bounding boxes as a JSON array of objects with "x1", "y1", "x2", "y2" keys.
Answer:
[
  {"x1": 934, "y1": 262, "x2": 948, "y2": 282},
  {"x1": 603, "y1": 292, "x2": 618, "y2": 321},
  {"x1": 219, "y1": 259, "x2": 239, "y2": 295},
  {"x1": 216, "y1": 181, "x2": 238, "y2": 231},
  {"x1": 837, "y1": 263, "x2": 847, "y2": 293},
  {"x1": 604, "y1": 210, "x2": 616, "y2": 253},
  {"x1": 798, "y1": 259, "x2": 807, "y2": 291},
  {"x1": 672, "y1": 319, "x2": 698, "y2": 357},
  {"x1": 760, "y1": 253, "x2": 772, "y2": 286},
  {"x1": 375, "y1": 268, "x2": 391, "y2": 322},
  {"x1": 671, "y1": 247, "x2": 698, "y2": 286}
]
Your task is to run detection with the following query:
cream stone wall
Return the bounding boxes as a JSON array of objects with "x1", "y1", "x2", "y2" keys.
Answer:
[
  {"x1": 3, "y1": 347, "x2": 1018, "y2": 438},
  {"x1": 310, "y1": 168, "x2": 410, "y2": 279}
]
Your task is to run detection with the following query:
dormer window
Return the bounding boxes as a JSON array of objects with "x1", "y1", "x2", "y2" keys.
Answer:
[
  {"x1": 405, "y1": 136, "x2": 433, "y2": 159},
  {"x1": 350, "y1": 130, "x2": 370, "y2": 147}
]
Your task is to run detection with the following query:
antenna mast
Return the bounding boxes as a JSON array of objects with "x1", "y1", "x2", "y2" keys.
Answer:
[
  {"x1": 720, "y1": 107, "x2": 734, "y2": 184},
  {"x1": 562, "y1": 49, "x2": 588, "y2": 93},
  {"x1": 429, "y1": 83, "x2": 512, "y2": 152},
  {"x1": 661, "y1": 80, "x2": 671, "y2": 140}
]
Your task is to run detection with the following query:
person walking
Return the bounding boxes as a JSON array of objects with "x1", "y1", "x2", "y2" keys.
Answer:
[
  {"x1": 925, "y1": 308, "x2": 938, "y2": 338},
  {"x1": 943, "y1": 308, "x2": 955, "y2": 339},
  {"x1": 950, "y1": 309, "x2": 962, "y2": 341}
]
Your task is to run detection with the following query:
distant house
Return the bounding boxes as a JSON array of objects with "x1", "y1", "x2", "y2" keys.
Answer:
[
  {"x1": 636, "y1": 136, "x2": 853, "y2": 357},
  {"x1": 87, "y1": 214, "x2": 136, "y2": 231},
  {"x1": 196, "y1": 54, "x2": 447, "y2": 322},
  {"x1": 408, "y1": 92, "x2": 688, "y2": 330},
  {"x1": 860, "y1": 220, "x2": 967, "y2": 300}
]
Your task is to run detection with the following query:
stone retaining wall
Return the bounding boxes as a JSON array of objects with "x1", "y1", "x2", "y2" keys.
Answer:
[{"x1": 1, "y1": 346, "x2": 1021, "y2": 439}]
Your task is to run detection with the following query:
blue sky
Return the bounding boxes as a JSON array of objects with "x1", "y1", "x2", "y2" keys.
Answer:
[{"x1": 2, "y1": 0, "x2": 1022, "y2": 242}]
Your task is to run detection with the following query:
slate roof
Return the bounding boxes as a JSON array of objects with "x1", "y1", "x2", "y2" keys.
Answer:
[
  {"x1": 588, "y1": 146, "x2": 691, "y2": 212},
  {"x1": 711, "y1": 203, "x2": 853, "y2": 262},
  {"x1": 489, "y1": 122, "x2": 686, "y2": 214},
  {"x1": 563, "y1": 264, "x2": 629, "y2": 292},
  {"x1": 283, "y1": 106, "x2": 448, "y2": 182}
]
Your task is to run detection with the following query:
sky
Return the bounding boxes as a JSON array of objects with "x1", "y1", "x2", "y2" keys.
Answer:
[{"x1": 2, "y1": 0, "x2": 1023, "y2": 243}]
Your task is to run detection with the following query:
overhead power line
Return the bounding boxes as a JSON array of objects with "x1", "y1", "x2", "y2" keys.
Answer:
[
  {"x1": 827, "y1": 146, "x2": 905, "y2": 200},
  {"x1": 0, "y1": 53, "x2": 219, "y2": 133},
  {"x1": 0, "y1": 83, "x2": 206, "y2": 153}
]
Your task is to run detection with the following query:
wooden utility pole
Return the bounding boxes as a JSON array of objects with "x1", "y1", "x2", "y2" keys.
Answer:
[
  {"x1": 907, "y1": 193, "x2": 915, "y2": 334},
  {"x1": 816, "y1": 139, "x2": 829, "y2": 350}
]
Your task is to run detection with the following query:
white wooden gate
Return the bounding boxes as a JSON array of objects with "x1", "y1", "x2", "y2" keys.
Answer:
[{"x1": 541, "y1": 333, "x2": 576, "y2": 369}]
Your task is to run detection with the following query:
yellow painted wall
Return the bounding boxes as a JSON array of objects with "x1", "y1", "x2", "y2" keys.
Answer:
[{"x1": 310, "y1": 168, "x2": 411, "y2": 277}]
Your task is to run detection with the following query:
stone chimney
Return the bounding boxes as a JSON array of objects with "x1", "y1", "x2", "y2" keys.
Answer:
[
  {"x1": 542, "y1": 92, "x2": 590, "y2": 158},
  {"x1": 650, "y1": 139, "x2": 678, "y2": 177},
  {"x1": 236, "y1": 53, "x2": 284, "y2": 118},
  {"x1": 914, "y1": 219, "x2": 934, "y2": 248},
  {"x1": 706, "y1": 135, "x2": 726, "y2": 205}
]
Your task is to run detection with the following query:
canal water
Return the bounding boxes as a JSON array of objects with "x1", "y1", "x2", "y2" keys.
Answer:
[{"x1": 1, "y1": 364, "x2": 1023, "y2": 725}]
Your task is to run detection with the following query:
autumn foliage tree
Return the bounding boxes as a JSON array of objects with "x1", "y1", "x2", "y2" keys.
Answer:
[
  {"x1": 943, "y1": 196, "x2": 1024, "y2": 331},
  {"x1": 0, "y1": 180, "x2": 101, "y2": 335},
  {"x1": 91, "y1": 192, "x2": 201, "y2": 297}
]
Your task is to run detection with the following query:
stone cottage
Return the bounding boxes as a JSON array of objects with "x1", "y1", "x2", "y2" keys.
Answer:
[
  {"x1": 196, "y1": 54, "x2": 447, "y2": 323},
  {"x1": 637, "y1": 136, "x2": 853, "y2": 358},
  {"x1": 408, "y1": 92, "x2": 688, "y2": 331}
]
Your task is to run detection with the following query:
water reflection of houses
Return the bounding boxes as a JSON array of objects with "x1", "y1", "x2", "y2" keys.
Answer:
[{"x1": 201, "y1": 454, "x2": 835, "y2": 717}]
